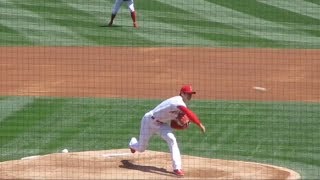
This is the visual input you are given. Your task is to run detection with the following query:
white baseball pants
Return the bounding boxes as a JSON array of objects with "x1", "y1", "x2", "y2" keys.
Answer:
[
  {"x1": 129, "y1": 113, "x2": 182, "y2": 170},
  {"x1": 112, "y1": 0, "x2": 135, "y2": 14}
]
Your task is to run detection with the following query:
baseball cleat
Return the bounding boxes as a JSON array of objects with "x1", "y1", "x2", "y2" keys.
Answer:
[
  {"x1": 173, "y1": 169, "x2": 184, "y2": 176},
  {"x1": 133, "y1": 22, "x2": 138, "y2": 28},
  {"x1": 129, "y1": 137, "x2": 137, "y2": 153},
  {"x1": 130, "y1": 148, "x2": 136, "y2": 153}
]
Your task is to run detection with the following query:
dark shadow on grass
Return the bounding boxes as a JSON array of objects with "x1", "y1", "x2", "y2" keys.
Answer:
[
  {"x1": 99, "y1": 24, "x2": 134, "y2": 28},
  {"x1": 119, "y1": 160, "x2": 175, "y2": 177}
]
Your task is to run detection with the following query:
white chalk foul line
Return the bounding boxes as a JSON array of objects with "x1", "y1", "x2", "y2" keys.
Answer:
[
  {"x1": 21, "y1": 155, "x2": 41, "y2": 160},
  {"x1": 102, "y1": 153, "x2": 131, "y2": 158}
]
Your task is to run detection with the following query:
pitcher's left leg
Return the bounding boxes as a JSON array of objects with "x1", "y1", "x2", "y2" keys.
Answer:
[{"x1": 160, "y1": 125, "x2": 182, "y2": 170}]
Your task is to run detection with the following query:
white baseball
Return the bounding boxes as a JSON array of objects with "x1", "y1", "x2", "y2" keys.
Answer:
[
  {"x1": 62, "y1": 149, "x2": 69, "y2": 153},
  {"x1": 253, "y1": 86, "x2": 267, "y2": 92}
]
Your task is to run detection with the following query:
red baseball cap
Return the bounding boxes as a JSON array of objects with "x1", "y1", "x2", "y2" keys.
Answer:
[{"x1": 180, "y1": 85, "x2": 196, "y2": 94}]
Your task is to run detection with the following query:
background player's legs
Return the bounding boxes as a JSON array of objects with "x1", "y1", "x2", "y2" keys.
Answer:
[
  {"x1": 108, "y1": 0, "x2": 123, "y2": 26},
  {"x1": 159, "y1": 125, "x2": 182, "y2": 170},
  {"x1": 127, "y1": 0, "x2": 138, "y2": 28},
  {"x1": 108, "y1": 14, "x2": 116, "y2": 26},
  {"x1": 131, "y1": 12, "x2": 137, "y2": 28}
]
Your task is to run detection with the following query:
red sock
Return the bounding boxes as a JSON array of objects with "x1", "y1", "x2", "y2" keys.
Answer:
[{"x1": 131, "y1": 11, "x2": 137, "y2": 22}]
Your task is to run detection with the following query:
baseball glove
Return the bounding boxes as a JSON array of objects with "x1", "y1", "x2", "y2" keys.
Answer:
[{"x1": 170, "y1": 114, "x2": 190, "y2": 130}]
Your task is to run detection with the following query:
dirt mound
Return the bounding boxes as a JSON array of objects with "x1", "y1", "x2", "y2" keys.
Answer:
[{"x1": 0, "y1": 149, "x2": 300, "y2": 179}]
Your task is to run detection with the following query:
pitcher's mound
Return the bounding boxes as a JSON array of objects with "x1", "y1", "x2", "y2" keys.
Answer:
[{"x1": 0, "y1": 149, "x2": 300, "y2": 179}]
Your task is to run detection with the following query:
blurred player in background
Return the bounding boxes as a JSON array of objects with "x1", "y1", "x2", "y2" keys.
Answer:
[{"x1": 108, "y1": 0, "x2": 138, "y2": 28}]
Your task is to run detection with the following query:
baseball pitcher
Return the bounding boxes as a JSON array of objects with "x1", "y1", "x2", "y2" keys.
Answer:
[{"x1": 129, "y1": 85, "x2": 206, "y2": 176}]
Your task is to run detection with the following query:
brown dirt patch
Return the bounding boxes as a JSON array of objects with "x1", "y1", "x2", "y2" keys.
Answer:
[
  {"x1": 0, "y1": 149, "x2": 300, "y2": 179},
  {"x1": 1, "y1": 47, "x2": 319, "y2": 101},
  {"x1": 1, "y1": 47, "x2": 316, "y2": 179}
]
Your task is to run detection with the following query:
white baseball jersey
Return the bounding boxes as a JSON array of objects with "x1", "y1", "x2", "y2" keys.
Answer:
[{"x1": 149, "y1": 96, "x2": 186, "y2": 124}]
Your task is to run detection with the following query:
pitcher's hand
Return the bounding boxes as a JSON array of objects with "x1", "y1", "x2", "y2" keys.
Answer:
[{"x1": 199, "y1": 123, "x2": 206, "y2": 133}]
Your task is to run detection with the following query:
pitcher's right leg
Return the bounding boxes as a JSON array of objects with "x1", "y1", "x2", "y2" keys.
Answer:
[{"x1": 129, "y1": 116, "x2": 153, "y2": 152}]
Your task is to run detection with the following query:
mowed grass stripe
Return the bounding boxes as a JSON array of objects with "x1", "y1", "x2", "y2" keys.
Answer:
[
  {"x1": 0, "y1": 97, "x2": 35, "y2": 122},
  {"x1": 0, "y1": 1, "x2": 37, "y2": 45},
  {"x1": 11, "y1": 0, "x2": 100, "y2": 45},
  {"x1": 0, "y1": 24, "x2": 30, "y2": 45},
  {"x1": 0, "y1": 97, "x2": 319, "y2": 178},
  {"x1": 135, "y1": 0, "x2": 190, "y2": 42},
  {"x1": 0, "y1": 98, "x2": 70, "y2": 158},
  {"x1": 0, "y1": 98, "x2": 66, "y2": 145},
  {"x1": 207, "y1": 0, "x2": 320, "y2": 25},
  {"x1": 159, "y1": 0, "x2": 286, "y2": 47},
  {"x1": 305, "y1": 0, "x2": 320, "y2": 6},
  {"x1": 98, "y1": 0, "x2": 229, "y2": 46},
  {"x1": 257, "y1": 0, "x2": 320, "y2": 20},
  {"x1": 134, "y1": 22, "x2": 220, "y2": 46},
  {"x1": 175, "y1": 0, "x2": 319, "y2": 47},
  {"x1": 0, "y1": 1, "x2": 81, "y2": 45},
  {"x1": 33, "y1": 99, "x2": 110, "y2": 153},
  {"x1": 199, "y1": 0, "x2": 320, "y2": 47},
  {"x1": 0, "y1": 1, "x2": 31, "y2": 45},
  {"x1": 257, "y1": 0, "x2": 320, "y2": 40},
  {"x1": 136, "y1": 1, "x2": 227, "y2": 46}
]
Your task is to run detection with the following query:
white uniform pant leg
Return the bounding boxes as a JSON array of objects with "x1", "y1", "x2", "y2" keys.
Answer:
[
  {"x1": 112, "y1": 0, "x2": 123, "y2": 14},
  {"x1": 159, "y1": 125, "x2": 182, "y2": 170},
  {"x1": 126, "y1": 0, "x2": 135, "y2": 12},
  {"x1": 130, "y1": 115, "x2": 154, "y2": 152}
]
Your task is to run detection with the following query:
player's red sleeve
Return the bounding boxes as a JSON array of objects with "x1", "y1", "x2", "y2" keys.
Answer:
[{"x1": 177, "y1": 106, "x2": 201, "y2": 126}]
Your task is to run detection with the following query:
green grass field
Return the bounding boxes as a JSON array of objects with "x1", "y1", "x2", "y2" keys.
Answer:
[
  {"x1": 0, "y1": 0, "x2": 320, "y2": 48},
  {"x1": 1, "y1": 0, "x2": 320, "y2": 179},
  {"x1": 0, "y1": 97, "x2": 319, "y2": 179}
]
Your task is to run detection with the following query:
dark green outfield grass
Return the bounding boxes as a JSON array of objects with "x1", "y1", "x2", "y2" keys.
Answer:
[
  {"x1": 0, "y1": 0, "x2": 320, "y2": 48},
  {"x1": 0, "y1": 96, "x2": 319, "y2": 179}
]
